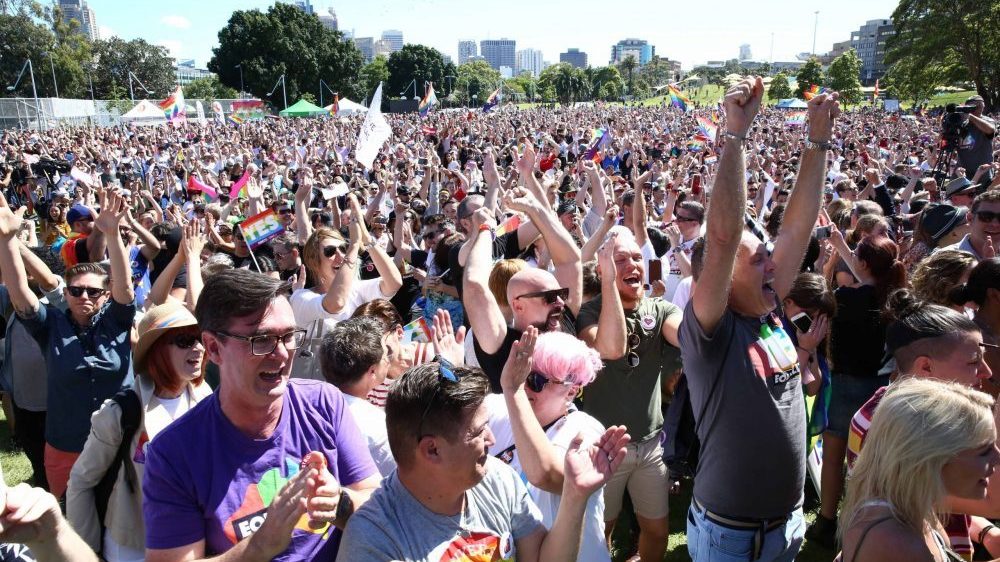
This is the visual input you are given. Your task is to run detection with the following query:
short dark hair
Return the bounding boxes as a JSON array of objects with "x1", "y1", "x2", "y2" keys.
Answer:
[
  {"x1": 972, "y1": 190, "x2": 1000, "y2": 214},
  {"x1": 351, "y1": 298, "x2": 403, "y2": 332},
  {"x1": 885, "y1": 289, "x2": 980, "y2": 370},
  {"x1": 690, "y1": 237, "x2": 707, "y2": 281},
  {"x1": 677, "y1": 201, "x2": 705, "y2": 224},
  {"x1": 195, "y1": 269, "x2": 290, "y2": 333},
  {"x1": 785, "y1": 272, "x2": 837, "y2": 318},
  {"x1": 64, "y1": 262, "x2": 109, "y2": 286},
  {"x1": 456, "y1": 193, "x2": 485, "y2": 220},
  {"x1": 320, "y1": 316, "x2": 384, "y2": 387},
  {"x1": 386, "y1": 363, "x2": 490, "y2": 468}
]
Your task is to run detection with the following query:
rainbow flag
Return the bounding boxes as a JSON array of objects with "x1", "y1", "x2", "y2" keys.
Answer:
[
  {"x1": 687, "y1": 134, "x2": 710, "y2": 152},
  {"x1": 696, "y1": 115, "x2": 718, "y2": 141},
  {"x1": 482, "y1": 87, "x2": 501, "y2": 113},
  {"x1": 158, "y1": 86, "x2": 186, "y2": 122},
  {"x1": 785, "y1": 111, "x2": 807, "y2": 127},
  {"x1": 227, "y1": 114, "x2": 244, "y2": 126},
  {"x1": 418, "y1": 83, "x2": 438, "y2": 118},
  {"x1": 402, "y1": 317, "x2": 432, "y2": 343},
  {"x1": 187, "y1": 175, "x2": 218, "y2": 202},
  {"x1": 803, "y1": 84, "x2": 828, "y2": 101},
  {"x1": 330, "y1": 94, "x2": 339, "y2": 116},
  {"x1": 582, "y1": 128, "x2": 611, "y2": 162},
  {"x1": 667, "y1": 85, "x2": 691, "y2": 112},
  {"x1": 229, "y1": 169, "x2": 251, "y2": 200},
  {"x1": 495, "y1": 215, "x2": 522, "y2": 237}
]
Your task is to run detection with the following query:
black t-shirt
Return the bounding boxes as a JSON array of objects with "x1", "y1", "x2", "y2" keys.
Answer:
[
  {"x1": 472, "y1": 309, "x2": 577, "y2": 393},
  {"x1": 449, "y1": 230, "x2": 520, "y2": 301},
  {"x1": 829, "y1": 284, "x2": 886, "y2": 377}
]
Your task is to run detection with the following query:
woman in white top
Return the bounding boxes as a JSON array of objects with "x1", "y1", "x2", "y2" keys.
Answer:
[
  {"x1": 289, "y1": 193, "x2": 402, "y2": 380},
  {"x1": 67, "y1": 302, "x2": 213, "y2": 562},
  {"x1": 486, "y1": 327, "x2": 627, "y2": 562},
  {"x1": 838, "y1": 378, "x2": 1000, "y2": 562}
]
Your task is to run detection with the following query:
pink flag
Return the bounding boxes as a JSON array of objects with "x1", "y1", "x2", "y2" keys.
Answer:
[
  {"x1": 187, "y1": 175, "x2": 218, "y2": 201},
  {"x1": 228, "y1": 170, "x2": 250, "y2": 199}
]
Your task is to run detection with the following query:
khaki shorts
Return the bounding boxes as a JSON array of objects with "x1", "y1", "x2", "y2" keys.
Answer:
[{"x1": 602, "y1": 436, "x2": 670, "y2": 521}]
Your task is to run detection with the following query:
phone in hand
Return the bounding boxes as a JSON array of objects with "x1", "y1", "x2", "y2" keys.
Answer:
[
  {"x1": 814, "y1": 225, "x2": 832, "y2": 240},
  {"x1": 790, "y1": 312, "x2": 813, "y2": 333},
  {"x1": 647, "y1": 259, "x2": 662, "y2": 283}
]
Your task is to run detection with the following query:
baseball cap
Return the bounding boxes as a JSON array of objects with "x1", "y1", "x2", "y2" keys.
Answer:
[{"x1": 66, "y1": 204, "x2": 92, "y2": 224}]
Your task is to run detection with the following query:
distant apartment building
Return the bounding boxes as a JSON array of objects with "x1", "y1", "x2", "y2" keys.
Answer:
[
  {"x1": 318, "y1": 7, "x2": 338, "y2": 31},
  {"x1": 353, "y1": 37, "x2": 375, "y2": 62},
  {"x1": 850, "y1": 19, "x2": 894, "y2": 85},
  {"x1": 458, "y1": 40, "x2": 478, "y2": 65},
  {"x1": 610, "y1": 39, "x2": 654, "y2": 65},
  {"x1": 560, "y1": 48, "x2": 588, "y2": 69},
  {"x1": 175, "y1": 60, "x2": 214, "y2": 87},
  {"x1": 58, "y1": 0, "x2": 99, "y2": 40},
  {"x1": 516, "y1": 49, "x2": 544, "y2": 77},
  {"x1": 381, "y1": 30, "x2": 404, "y2": 53}
]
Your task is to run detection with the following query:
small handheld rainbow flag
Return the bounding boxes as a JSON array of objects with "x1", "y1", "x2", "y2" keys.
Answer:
[
  {"x1": 687, "y1": 134, "x2": 710, "y2": 152},
  {"x1": 158, "y1": 86, "x2": 186, "y2": 122},
  {"x1": 667, "y1": 85, "x2": 691, "y2": 112},
  {"x1": 402, "y1": 317, "x2": 432, "y2": 343},
  {"x1": 482, "y1": 87, "x2": 501, "y2": 113},
  {"x1": 695, "y1": 116, "x2": 718, "y2": 141},
  {"x1": 785, "y1": 111, "x2": 807, "y2": 127},
  {"x1": 582, "y1": 128, "x2": 611, "y2": 162},
  {"x1": 802, "y1": 84, "x2": 828, "y2": 101},
  {"x1": 227, "y1": 114, "x2": 244, "y2": 126},
  {"x1": 418, "y1": 83, "x2": 438, "y2": 118}
]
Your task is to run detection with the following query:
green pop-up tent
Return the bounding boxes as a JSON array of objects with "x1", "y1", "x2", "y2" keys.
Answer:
[{"x1": 279, "y1": 99, "x2": 328, "y2": 117}]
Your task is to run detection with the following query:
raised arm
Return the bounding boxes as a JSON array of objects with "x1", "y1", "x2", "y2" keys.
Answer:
[
  {"x1": 770, "y1": 92, "x2": 840, "y2": 299},
  {"x1": 126, "y1": 209, "x2": 162, "y2": 260},
  {"x1": 692, "y1": 77, "x2": 763, "y2": 335},
  {"x1": 294, "y1": 170, "x2": 314, "y2": 245},
  {"x1": 94, "y1": 190, "x2": 135, "y2": 305},
  {"x1": 482, "y1": 148, "x2": 502, "y2": 213},
  {"x1": 578, "y1": 234, "x2": 626, "y2": 360},
  {"x1": 462, "y1": 209, "x2": 508, "y2": 354},
  {"x1": 0, "y1": 197, "x2": 39, "y2": 316}
]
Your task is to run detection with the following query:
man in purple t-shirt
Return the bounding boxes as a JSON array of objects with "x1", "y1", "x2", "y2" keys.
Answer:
[{"x1": 142, "y1": 270, "x2": 380, "y2": 562}]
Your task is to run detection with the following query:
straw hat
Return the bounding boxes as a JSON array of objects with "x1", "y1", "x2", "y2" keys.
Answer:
[{"x1": 133, "y1": 301, "x2": 200, "y2": 370}]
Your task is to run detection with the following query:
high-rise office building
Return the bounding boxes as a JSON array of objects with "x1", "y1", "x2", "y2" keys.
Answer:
[
  {"x1": 293, "y1": 0, "x2": 314, "y2": 15},
  {"x1": 353, "y1": 37, "x2": 375, "y2": 62},
  {"x1": 515, "y1": 49, "x2": 544, "y2": 77},
  {"x1": 59, "y1": 0, "x2": 99, "y2": 40},
  {"x1": 318, "y1": 7, "x2": 338, "y2": 31},
  {"x1": 850, "y1": 19, "x2": 894, "y2": 85},
  {"x1": 373, "y1": 38, "x2": 394, "y2": 58},
  {"x1": 458, "y1": 41, "x2": 478, "y2": 65},
  {"x1": 610, "y1": 39, "x2": 655, "y2": 65},
  {"x1": 480, "y1": 39, "x2": 516, "y2": 71},
  {"x1": 739, "y1": 44, "x2": 752, "y2": 61},
  {"x1": 381, "y1": 30, "x2": 404, "y2": 53},
  {"x1": 560, "y1": 48, "x2": 588, "y2": 69}
]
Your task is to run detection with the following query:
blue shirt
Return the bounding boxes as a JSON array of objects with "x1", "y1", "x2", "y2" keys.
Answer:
[{"x1": 19, "y1": 298, "x2": 136, "y2": 452}]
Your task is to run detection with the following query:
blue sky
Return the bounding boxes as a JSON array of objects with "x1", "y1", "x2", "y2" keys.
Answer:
[{"x1": 88, "y1": 0, "x2": 899, "y2": 70}]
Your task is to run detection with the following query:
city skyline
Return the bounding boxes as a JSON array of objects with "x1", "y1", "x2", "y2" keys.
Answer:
[{"x1": 77, "y1": 0, "x2": 898, "y2": 71}]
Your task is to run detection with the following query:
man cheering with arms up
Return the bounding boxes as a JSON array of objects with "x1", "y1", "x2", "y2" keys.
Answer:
[{"x1": 680, "y1": 77, "x2": 840, "y2": 561}]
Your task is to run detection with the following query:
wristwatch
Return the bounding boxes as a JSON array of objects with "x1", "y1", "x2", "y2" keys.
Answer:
[
  {"x1": 335, "y1": 488, "x2": 353, "y2": 522},
  {"x1": 804, "y1": 138, "x2": 834, "y2": 151}
]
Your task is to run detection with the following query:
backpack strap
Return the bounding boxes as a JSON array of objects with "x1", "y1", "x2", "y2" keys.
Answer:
[{"x1": 94, "y1": 388, "x2": 142, "y2": 525}]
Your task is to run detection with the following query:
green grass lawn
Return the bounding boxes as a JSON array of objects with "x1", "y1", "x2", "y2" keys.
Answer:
[{"x1": 0, "y1": 405, "x2": 34, "y2": 487}]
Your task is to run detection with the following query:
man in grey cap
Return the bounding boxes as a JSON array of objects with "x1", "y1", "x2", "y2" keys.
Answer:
[{"x1": 957, "y1": 95, "x2": 996, "y2": 179}]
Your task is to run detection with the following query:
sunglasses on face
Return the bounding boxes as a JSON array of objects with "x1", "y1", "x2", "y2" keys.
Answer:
[
  {"x1": 278, "y1": 208, "x2": 293, "y2": 215},
  {"x1": 976, "y1": 211, "x2": 1000, "y2": 224},
  {"x1": 322, "y1": 244, "x2": 346, "y2": 258},
  {"x1": 417, "y1": 358, "x2": 461, "y2": 441},
  {"x1": 675, "y1": 215, "x2": 698, "y2": 223},
  {"x1": 515, "y1": 287, "x2": 569, "y2": 305},
  {"x1": 526, "y1": 371, "x2": 575, "y2": 393},
  {"x1": 171, "y1": 332, "x2": 202, "y2": 350},
  {"x1": 67, "y1": 286, "x2": 106, "y2": 298}
]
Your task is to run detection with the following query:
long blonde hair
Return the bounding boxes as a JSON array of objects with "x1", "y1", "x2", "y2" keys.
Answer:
[
  {"x1": 840, "y1": 378, "x2": 995, "y2": 540},
  {"x1": 302, "y1": 227, "x2": 347, "y2": 284}
]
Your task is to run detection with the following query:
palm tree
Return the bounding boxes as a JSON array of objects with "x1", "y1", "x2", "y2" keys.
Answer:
[{"x1": 620, "y1": 55, "x2": 638, "y2": 98}]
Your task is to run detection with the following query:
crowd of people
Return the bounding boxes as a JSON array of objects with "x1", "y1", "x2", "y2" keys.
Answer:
[{"x1": 0, "y1": 76, "x2": 995, "y2": 562}]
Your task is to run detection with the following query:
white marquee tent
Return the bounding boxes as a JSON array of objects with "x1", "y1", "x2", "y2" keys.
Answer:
[
  {"x1": 324, "y1": 97, "x2": 366, "y2": 116},
  {"x1": 121, "y1": 100, "x2": 167, "y2": 126}
]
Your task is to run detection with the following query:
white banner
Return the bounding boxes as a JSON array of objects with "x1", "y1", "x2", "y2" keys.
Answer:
[
  {"x1": 196, "y1": 101, "x2": 206, "y2": 124},
  {"x1": 355, "y1": 82, "x2": 392, "y2": 170}
]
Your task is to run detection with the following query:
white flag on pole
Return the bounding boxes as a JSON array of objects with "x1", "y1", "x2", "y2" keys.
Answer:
[
  {"x1": 196, "y1": 101, "x2": 206, "y2": 124},
  {"x1": 355, "y1": 82, "x2": 392, "y2": 170}
]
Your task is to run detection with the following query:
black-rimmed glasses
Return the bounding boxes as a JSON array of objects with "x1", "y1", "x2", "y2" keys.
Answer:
[
  {"x1": 626, "y1": 331, "x2": 641, "y2": 368},
  {"x1": 416, "y1": 358, "x2": 460, "y2": 441},
  {"x1": 212, "y1": 329, "x2": 307, "y2": 356},
  {"x1": 526, "y1": 371, "x2": 575, "y2": 393}
]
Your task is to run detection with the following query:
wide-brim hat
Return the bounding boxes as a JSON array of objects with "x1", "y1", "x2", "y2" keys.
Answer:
[
  {"x1": 921, "y1": 203, "x2": 968, "y2": 244},
  {"x1": 133, "y1": 301, "x2": 199, "y2": 370},
  {"x1": 945, "y1": 177, "x2": 975, "y2": 198}
]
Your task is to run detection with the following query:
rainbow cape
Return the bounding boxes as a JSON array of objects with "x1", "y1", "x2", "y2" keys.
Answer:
[
  {"x1": 785, "y1": 111, "x2": 807, "y2": 127},
  {"x1": 668, "y1": 85, "x2": 691, "y2": 112},
  {"x1": 803, "y1": 84, "x2": 828, "y2": 101},
  {"x1": 482, "y1": 87, "x2": 501, "y2": 113},
  {"x1": 418, "y1": 83, "x2": 438, "y2": 118},
  {"x1": 158, "y1": 86, "x2": 186, "y2": 122}
]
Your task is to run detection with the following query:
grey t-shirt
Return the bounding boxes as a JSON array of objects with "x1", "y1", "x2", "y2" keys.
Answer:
[
  {"x1": 678, "y1": 300, "x2": 806, "y2": 519},
  {"x1": 339, "y1": 457, "x2": 544, "y2": 561},
  {"x1": 958, "y1": 115, "x2": 996, "y2": 174}
]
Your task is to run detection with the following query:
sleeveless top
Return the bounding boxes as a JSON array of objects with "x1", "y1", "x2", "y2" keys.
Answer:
[{"x1": 836, "y1": 500, "x2": 964, "y2": 562}]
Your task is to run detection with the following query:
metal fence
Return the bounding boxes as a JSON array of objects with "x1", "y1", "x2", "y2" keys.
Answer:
[{"x1": 0, "y1": 97, "x2": 255, "y2": 131}]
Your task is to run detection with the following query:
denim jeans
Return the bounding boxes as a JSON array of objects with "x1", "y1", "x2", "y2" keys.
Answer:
[{"x1": 687, "y1": 501, "x2": 805, "y2": 562}]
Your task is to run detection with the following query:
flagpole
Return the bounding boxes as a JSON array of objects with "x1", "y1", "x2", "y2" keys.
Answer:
[{"x1": 237, "y1": 224, "x2": 263, "y2": 272}]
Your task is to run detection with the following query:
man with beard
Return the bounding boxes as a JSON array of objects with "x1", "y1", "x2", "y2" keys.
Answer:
[
  {"x1": 576, "y1": 228, "x2": 682, "y2": 562},
  {"x1": 679, "y1": 78, "x2": 839, "y2": 562},
  {"x1": 463, "y1": 186, "x2": 582, "y2": 392}
]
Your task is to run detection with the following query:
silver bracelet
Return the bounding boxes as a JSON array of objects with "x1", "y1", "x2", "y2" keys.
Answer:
[{"x1": 723, "y1": 131, "x2": 747, "y2": 142}]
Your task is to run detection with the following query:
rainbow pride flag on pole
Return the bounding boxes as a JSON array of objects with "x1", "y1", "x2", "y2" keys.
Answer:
[
  {"x1": 803, "y1": 84, "x2": 828, "y2": 101},
  {"x1": 418, "y1": 83, "x2": 438, "y2": 118},
  {"x1": 785, "y1": 111, "x2": 807, "y2": 127},
  {"x1": 667, "y1": 85, "x2": 691, "y2": 112},
  {"x1": 687, "y1": 133, "x2": 710, "y2": 152},
  {"x1": 402, "y1": 317, "x2": 432, "y2": 343},
  {"x1": 482, "y1": 87, "x2": 501, "y2": 113},
  {"x1": 158, "y1": 86, "x2": 186, "y2": 122},
  {"x1": 582, "y1": 128, "x2": 611, "y2": 162}
]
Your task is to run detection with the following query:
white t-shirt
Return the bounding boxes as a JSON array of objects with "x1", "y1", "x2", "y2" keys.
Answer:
[
  {"x1": 661, "y1": 237, "x2": 697, "y2": 301},
  {"x1": 485, "y1": 395, "x2": 611, "y2": 562},
  {"x1": 289, "y1": 278, "x2": 389, "y2": 380},
  {"x1": 671, "y1": 276, "x2": 694, "y2": 312},
  {"x1": 344, "y1": 394, "x2": 396, "y2": 477}
]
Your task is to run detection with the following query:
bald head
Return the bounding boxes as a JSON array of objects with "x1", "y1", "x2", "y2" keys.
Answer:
[{"x1": 506, "y1": 268, "x2": 559, "y2": 305}]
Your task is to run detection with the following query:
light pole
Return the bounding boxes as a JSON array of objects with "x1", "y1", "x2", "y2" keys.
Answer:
[
  {"x1": 7, "y1": 59, "x2": 42, "y2": 130},
  {"x1": 267, "y1": 74, "x2": 287, "y2": 109},
  {"x1": 320, "y1": 78, "x2": 337, "y2": 108},
  {"x1": 400, "y1": 78, "x2": 417, "y2": 100},
  {"x1": 127, "y1": 70, "x2": 155, "y2": 104},
  {"x1": 812, "y1": 11, "x2": 820, "y2": 56},
  {"x1": 235, "y1": 64, "x2": 244, "y2": 99},
  {"x1": 43, "y1": 51, "x2": 58, "y2": 98}
]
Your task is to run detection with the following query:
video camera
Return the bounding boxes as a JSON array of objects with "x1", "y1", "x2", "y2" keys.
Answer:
[{"x1": 941, "y1": 103, "x2": 975, "y2": 150}]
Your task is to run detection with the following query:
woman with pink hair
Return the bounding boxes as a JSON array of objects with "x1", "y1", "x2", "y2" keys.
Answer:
[{"x1": 486, "y1": 327, "x2": 627, "y2": 562}]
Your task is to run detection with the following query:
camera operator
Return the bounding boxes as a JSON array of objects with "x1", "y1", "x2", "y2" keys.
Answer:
[{"x1": 958, "y1": 95, "x2": 997, "y2": 180}]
